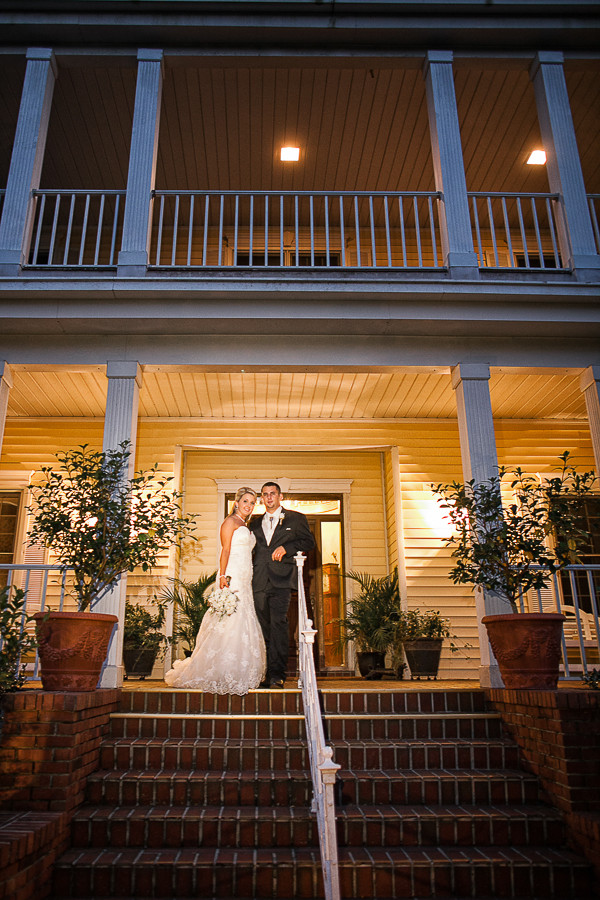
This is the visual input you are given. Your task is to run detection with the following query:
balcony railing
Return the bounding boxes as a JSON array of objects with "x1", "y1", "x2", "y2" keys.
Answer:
[
  {"x1": 13, "y1": 187, "x2": 598, "y2": 274},
  {"x1": 468, "y1": 192, "x2": 565, "y2": 270},
  {"x1": 27, "y1": 189, "x2": 125, "y2": 267},
  {"x1": 148, "y1": 190, "x2": 444, "y2": 269}
]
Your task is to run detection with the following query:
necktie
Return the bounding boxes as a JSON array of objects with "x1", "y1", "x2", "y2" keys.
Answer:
[{"x1": 269, "y1": 516, "x2": 275, "y2": 534}]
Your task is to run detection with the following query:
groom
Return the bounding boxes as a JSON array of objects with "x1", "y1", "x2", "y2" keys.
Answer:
[{"x1": 250, "y1": 482, "x2": 315, "y2": 688}]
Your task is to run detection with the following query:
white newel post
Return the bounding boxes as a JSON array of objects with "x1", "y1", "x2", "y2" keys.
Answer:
[
  {"x1": 117, "y1": 49, "x2": 163, "y2": 277},
  {"x1": 580, "y1": 366, "x2": 600, "y2": 476},
  {"x1": 0, "y1": 49, "x2": 57, "y2": 276},
  {"x1": 423, "y1": 50, "x2": 479, "y2": 279},
  {"x1": 530, "y1": 53, "x2": 600, "y2": 282},
  {"x1": 98, "y1": 361, "x2": 143, "y2": 688},
  {"x1": 0, "y1": 362, "x2": 13, "y2": 457},
  {"x1": 451, "y1": 363, "x2": 504, "y2": 688}
]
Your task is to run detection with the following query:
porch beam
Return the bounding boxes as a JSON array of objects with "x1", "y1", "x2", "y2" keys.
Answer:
[
  {"x1": 0, "y1": 49, "x2": 57, "y2": 277},
  {"x1": 580, "y1": 365, "x2": 600, "y2": 476},
  {"x1": 117, "y1": 49, "x2": 163, "y2": 278},
  {"x1": 97, "y1": 360, "x2": 143, "y2": 689},
  {"x1": 423, "y1": 51, "x2": 479, "y2": 280},
  {"x1": 450, "y1": 362, "x2": 504, "y2": 689},
  {"x1": 0, "y1": 362, "x2": 13, "y2": 459},
  {"x1": 530, "y1": 52, "x2": 600, "y2": 282}
]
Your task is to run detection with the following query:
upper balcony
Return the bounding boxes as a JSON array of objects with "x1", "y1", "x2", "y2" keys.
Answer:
[{"x1": 0, "y1": 19, "x2": 598, "y2": 323}]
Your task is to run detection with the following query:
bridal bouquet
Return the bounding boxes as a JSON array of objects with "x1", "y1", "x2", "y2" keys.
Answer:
[{"x1": 207, "y1": 585, "x2": 239, "y2": 620}]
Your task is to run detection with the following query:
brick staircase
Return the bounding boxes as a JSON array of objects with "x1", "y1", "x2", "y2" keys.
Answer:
[{"x1": 51, "y1": 686, "x2": 595, "y2": 899}]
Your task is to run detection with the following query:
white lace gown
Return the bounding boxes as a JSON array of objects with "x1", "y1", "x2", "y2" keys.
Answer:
[{"x1": 164, "y1": 526, "x2": 266, "y2": 694}]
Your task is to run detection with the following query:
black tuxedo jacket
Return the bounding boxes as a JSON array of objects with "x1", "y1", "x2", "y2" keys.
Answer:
[{"x1": 249, "y1": 507, "x2": 315, "y2": 591}]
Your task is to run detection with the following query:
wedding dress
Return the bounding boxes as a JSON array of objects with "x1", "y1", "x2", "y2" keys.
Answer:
[{"x1": 164, "y1": 526, "x2": 266, "y2": 694}]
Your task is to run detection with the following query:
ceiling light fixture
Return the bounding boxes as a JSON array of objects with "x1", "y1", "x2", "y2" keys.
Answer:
[
  {"x1": 280, "y1": 146, "x2": 300, "y2": 162},
  {"x1": 527, "y1": 150, "x2": 546, "y2": 165}
]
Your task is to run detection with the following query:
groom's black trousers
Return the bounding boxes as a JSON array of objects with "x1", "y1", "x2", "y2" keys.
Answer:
[{"x1": 253, "y1": 584, "x2": 291, "y2": 681}]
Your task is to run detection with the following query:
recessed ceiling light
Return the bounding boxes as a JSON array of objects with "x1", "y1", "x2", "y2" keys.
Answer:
[
  {"x1": 527, "y1": 150, "x2": 546, "y2": 165},
  {"x1": 280, "y1": 146, "x2": 300, "y2": 162}
]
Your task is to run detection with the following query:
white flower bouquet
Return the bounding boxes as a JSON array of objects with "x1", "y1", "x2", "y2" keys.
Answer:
[{"x1": 207, "y1": 585, "x2": 239, "y2": 619}]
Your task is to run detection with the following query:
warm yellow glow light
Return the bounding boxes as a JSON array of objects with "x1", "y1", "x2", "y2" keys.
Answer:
[
  {"x1": 280, "y1": 146, "x2": 300, "y2": 161},
  {"x1": 527, "y1": 150, "x2": 546, "y2": 165}
]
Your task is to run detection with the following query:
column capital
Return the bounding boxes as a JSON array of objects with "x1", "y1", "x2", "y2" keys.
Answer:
[
  {"x1": 530, "y1": 51, "x2": 564, "y2": 79},
  {"x1": 0, "y1": 361, "x2": 13, "y2": 390},
  {"x1": 137, "y1": 48, "x2": 164, "y2": 63},
  {"x1": 423, "y1": 50, "x2": 453, "y2": 73},
  {"x1": 580, "y1": 365, "x2": 600, "y2": 393},
  {"x1": 106, "y1": 360, "x2": 142, "y2": 384},
  {"x1": 451, "y1": 363, "x2": 490, "y2": 389}
]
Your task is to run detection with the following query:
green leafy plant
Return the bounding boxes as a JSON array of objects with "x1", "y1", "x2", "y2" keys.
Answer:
[
  {"x1": 27, "y1": 443, "x2": 197, "y2": 611},
  {"x1": 123, "y1": 599, "x2": 168, "y2": 655},
  {"x1": 0, "y1": 585, "x2": 37, "y2": 700},
  {"x1": 336, "y1": 568, "x2": 402, "y2": 653},
  {"x1": 160, "y1": 572, "x2": 217, "y2": 653},
  {"x1": 395, "y1": 608, "x2": 451, "y2": 642},
  {"x1": 432, "y1": 452, "x2": 597, "y2": 612},
  {"x1": 582, "y1": 669, "x2": 600, "y2": 690}
]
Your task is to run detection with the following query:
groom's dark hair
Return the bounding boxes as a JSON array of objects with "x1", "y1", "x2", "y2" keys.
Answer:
[{"x1": 261, "y1": 481, "x2": 281, "y2": 493}]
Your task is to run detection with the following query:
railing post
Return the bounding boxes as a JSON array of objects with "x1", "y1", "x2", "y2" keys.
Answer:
[
  {"x1": 0, "y1": 49, "x2": 57, "y2": 276},
  {"x1": 530, "y1": 52, "x2": 600, "y2": 282},
  {"x1": 423, "y1": 51, "x2": 479, "y2": 279},
  {"x1": 117, "y1": 49, "x2": 163, "y2": 277}
]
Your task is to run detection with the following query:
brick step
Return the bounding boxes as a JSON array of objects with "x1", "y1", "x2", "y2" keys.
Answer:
[
  {"x1": 50, "y1": 845, "x2": 595, "y2": 898},
  {"x1": 98, "y1": 736, "x2": 520, "y2": 772},
  {"x1": 86, "y1": 767, "x2": 539, "y2": 807},
  {"x1": 116, "y1": 688, "x2": 487, "y2": 717},
  {"x1": 70, "y1": 803, "x2": 566, "y2": 849},
  {"x1": 109, "y1": 711, "x2": 503, "y2": 741}
]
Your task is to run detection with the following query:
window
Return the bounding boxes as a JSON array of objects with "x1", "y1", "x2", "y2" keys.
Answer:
[
  {"x1": 0, "y1": 491, "x2": 22, "y2": 588},
  {"x1": 558, "y1": 496, "x2": 600, "y2": 615}
]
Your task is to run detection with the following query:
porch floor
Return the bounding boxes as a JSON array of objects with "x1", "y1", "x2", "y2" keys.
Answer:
[{"x1": 115, "y1": 676, "x2": 584, "y2": 691}]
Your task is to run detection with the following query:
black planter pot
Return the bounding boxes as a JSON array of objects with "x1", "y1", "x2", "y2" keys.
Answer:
[
  {"x1": 403, "y1": 638, "x2": 443, "y2": 679},
  {"x1": 123, "y1": 647, "x2": 159, "y2": 680},
  {"x1": 356, "y1": 650, "x2": 386, "y2": 678}
]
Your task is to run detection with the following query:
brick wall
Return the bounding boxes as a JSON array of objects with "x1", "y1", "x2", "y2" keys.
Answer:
[
  {"x1": 486, "y1": 688, "x2": 600, "y2": 882},
  {"x1": 0, "y1": 689, "x2": 120, "y2": 900}
]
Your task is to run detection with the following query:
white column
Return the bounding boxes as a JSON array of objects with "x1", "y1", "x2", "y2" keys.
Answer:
[
  {"x1": 530, "y1": 52, "x2": 600, "y2": 281},
  {"x1": 0, "y1": 362, "x2": 13, "y2": 456},
  {"x1": 451, "y1": 363, "x2": 504, "y2": 688},
  {"x1": 98, "y1": 360, "x2": 142, "y2": 688},
  {"x1": 117, "y1": 49, "x2": 163, "y2": 277},
  {"x1": 580, "y1": 366, "x2": 600, "y2": 476},
  {"x1": 423, "y1": 51, "x2": 479, "y2": 279},
  {"x1": 0, "y1": 49, "x2": 57, "y2": 276}
]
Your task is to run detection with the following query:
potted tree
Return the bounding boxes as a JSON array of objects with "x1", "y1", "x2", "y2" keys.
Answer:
[
  {"x1": 394, "y1": 608, "x2": 452, "y2": 679},
  {"x1": 27, "y1": 442, "x2": 196, "y2": 691},
  {"x1": 123, "y1": 600, "x2": 169, "y2": 679},
  {"x1": 337, "y1": 569, "x2": 401, "y2": 677},
  {"x1": 433, "y1": 452, "x2": 597, "y2": 689},
  {"x1": 160, "y1": 572, "x2": 217, "y2": 658}
]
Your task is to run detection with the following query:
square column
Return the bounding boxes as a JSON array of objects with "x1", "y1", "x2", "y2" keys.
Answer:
[
  {"x1": 117, "y1": 49, "x2": 163, "y2": 277},
  {"x1": 580, "y1": 366, "x2": 600, "y2": 476},
  {"x1": 97, "y1": 361, "x2": 142, "y2": 688},
  {"x1": 0, "y1": 362, "x2": 13, "y2": 456},
  {"x1": 451, "y1": 363, "x2": 504, "y2": 688},
  {"x1": 423, "y1": 51, "x2": 479, "y2": 279},
  {"x1": 0, "y1": 49, "x2": 57, "y2": 276},
  {"x1": 530, "y1": 53, "x2": 600, "y2": 282}
]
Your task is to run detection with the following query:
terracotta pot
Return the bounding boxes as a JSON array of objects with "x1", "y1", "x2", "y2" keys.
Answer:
[
  {"x1": 34, "y1": 610, "x2": 118, "y2": 691},
  {"x1": 403, "y1": 638, "x2": 443, "y2": 679},
  {"x1": 482, "y1": 612, "x2": 565, "y2": 690}
]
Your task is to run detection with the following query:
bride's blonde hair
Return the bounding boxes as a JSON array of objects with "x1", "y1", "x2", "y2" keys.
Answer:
[{"x1": 233, "y1": 486, "x2": 257, "y2": 509}]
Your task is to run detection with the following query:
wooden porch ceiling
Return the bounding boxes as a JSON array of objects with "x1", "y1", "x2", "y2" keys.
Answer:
[
  {"x1": 0, "y1": 56, "x2": 598, "y2": 196},
  {"x1": 5, "y1": 367, "x2": 588, "y2": 421}
]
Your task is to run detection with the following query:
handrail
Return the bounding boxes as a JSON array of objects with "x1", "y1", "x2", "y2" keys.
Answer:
[{"x1": 295, "y1": 552, "x2": 341, "y2": 900}]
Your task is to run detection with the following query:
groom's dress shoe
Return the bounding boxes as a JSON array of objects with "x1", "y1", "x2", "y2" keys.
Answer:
[
  {"x1": 269, "y1": 678, "x2": 285, "y2": 688},
  {"x1": 259, "y1": 679, "x2": 270, "y2": 688}
]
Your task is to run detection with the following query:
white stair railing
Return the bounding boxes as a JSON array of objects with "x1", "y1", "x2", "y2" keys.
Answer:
[{"x1": 295, "y1": 552, "x2": 341, "y2": 900}]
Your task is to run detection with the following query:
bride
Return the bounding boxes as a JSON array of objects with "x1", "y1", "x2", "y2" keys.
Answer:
[{"x1": 164, "y1": 487, "x2": 266, "y2": 694}]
